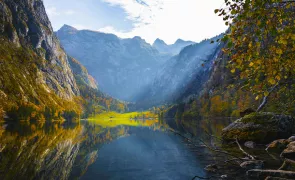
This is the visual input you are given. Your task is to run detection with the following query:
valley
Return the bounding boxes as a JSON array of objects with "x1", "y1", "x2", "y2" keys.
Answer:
[{"x1": 0, "y1": 0, "x2": 295, "y2": 179}]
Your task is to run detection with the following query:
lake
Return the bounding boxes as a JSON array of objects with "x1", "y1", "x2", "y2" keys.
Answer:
[{"x1": 0, "y1": 117, "x2": 279, "y2": 180}]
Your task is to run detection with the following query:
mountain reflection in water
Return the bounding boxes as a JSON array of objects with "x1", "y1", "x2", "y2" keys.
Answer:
[{"x1": 0, "y1": 118, "x2": 232, "y2": 180}]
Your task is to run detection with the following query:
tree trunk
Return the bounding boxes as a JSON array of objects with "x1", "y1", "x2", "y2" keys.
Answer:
[{"x1": 256, "y1": 84, "x2": 279, "y2": 112}]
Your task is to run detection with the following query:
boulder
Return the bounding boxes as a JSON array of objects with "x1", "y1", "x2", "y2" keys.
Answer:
[
  {"x1": 240, "y1": 160, "x2": 264, "y2": 170},
  {"x1": 281, "y1": 142, "x2": 295, "y2": 160},
  {"x1": 222, "y1": 113, "x2": 294, "y2": 144},
  {"x1": 244, "y1": 141, "x2": 256, "y2": 148},
  {"x1": 266, "y1": 139, "x2": 291, "y2": 154}
]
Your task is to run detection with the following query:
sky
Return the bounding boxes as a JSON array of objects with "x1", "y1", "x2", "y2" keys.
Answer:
[{"x1": 43, "y1": 0, "x2": 227, "y2": 44}]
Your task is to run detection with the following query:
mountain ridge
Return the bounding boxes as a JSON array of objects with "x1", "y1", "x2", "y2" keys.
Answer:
[
  {"x1": 152, "y1": 38, "x2": 195, "y2": 56},
  {"x1": 56, "y1": 25, "x2": 172, "y2": 101}
]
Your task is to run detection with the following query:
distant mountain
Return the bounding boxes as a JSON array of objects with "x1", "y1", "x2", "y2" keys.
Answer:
[
  {"x1": 57, "y1": 25, "x2": 171, "y2": 101},
  {"x1": 152, "y1": 38, "x2": 195, "y2": 56},
  {"x1": 135, "y1": 35, "x2": 223, "y2": 108}
]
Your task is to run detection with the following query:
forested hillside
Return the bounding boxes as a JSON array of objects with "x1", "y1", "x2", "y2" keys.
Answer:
[{"x1": 164, "y1": 0, "x2": 295, "y2": 120}]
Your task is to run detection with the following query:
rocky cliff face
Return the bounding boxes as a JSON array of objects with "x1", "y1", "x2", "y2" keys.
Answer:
[
  {"x1": 0, "y1": 0, "x2": 79, "y2": 100},
  {"x1": 56, "y1": 25, "x2": 171, "y2": 101}
]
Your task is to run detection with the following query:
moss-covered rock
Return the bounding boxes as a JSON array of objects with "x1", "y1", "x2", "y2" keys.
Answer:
[{"x1": 222, "y1": 112, "x2": 295, "y2": 144}]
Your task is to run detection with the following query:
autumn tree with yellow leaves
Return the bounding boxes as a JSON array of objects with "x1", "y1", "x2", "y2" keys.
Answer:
[{"x1": 215, "y1": 0, "x2": 295, "y2": 112}]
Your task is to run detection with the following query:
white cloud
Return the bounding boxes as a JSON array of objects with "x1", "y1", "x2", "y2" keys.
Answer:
[
  {"x1": 46, "y1": 6, "x2": 75, "y2": 18},
  {"x1": 98, "y1": 26, "x2": 132, "y2": 38},
  {"x1": 101, "y1": 0, "x2": 227, "y2": 44}
]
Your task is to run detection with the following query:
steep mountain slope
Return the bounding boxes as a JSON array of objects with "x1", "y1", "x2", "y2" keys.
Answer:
[
  {"x1": 152, "y1": 38, "x2": 195, "y2": 56},
  {"x1": 0, "y1": 0, "x2": 79, "y2": 99},
  {"x1": 0, "y1": 0, "x2": 124, "y2": 120},
  {"x1": 56, "y1": 25, "x2": 171, "y2": 101},
  {"x1": 135, "y1": 35, "x2": 222, "y2": 108},
  {"x1": 0, "y1": 0, "x2": 83, "y2": 120}
]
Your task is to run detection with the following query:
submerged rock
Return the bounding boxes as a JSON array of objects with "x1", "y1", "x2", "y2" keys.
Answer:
[
  {"x1": 266, "y1": 139, "x2": 291, "y2": 154},
  {"x1": 240, "y1": 160, "x2": 264, "y2": 170},
  {"x1": 204, "y1": 164, "x2": 218, "y2": 172},
  {"x1": 247, "y1": 169, "x2": 295, "y2": 179},
  {"x1": 265, "y1": 176, "x2": 294, "y2": 180},
  {"x1": 244, "y1": 141, "x2": 256, "y2": 149},
  {"x1": 222, "y1": 112, "x2": 294, "y2": 144}
]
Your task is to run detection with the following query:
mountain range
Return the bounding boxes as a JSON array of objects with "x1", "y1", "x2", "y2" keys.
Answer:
[
  {"x1": 56, "y1": 25, "x2": 172, "y2": 101},
  {"x1": 152, "y1": 38, "x2": 195, "y2": 56}
]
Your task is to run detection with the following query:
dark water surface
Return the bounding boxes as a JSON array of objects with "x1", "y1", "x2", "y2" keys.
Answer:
[{"x1": 0, "y1": 117, "x2": 277, "y2": 180}]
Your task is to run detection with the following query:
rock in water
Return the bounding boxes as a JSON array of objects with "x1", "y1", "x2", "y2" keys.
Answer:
[
  {"x1": 279, "y1": 159, "x2": 295, "y2": 171},
  {"x1": 288, "y1": 136, "x2": 295, "y2": 142},
  {"x1": 247, "y1": 169, "x2": 295, "y2": 179},
  {"x1": 266, "y1": 139, "x2": 291, "y2": 154},
  {"x1": 244, "y1": 141, "x2": 256, "y2": 148},
  {"x1": 240, "y1": 160, "x2": 264, "y2": 170},
  {"x1": 281, "y1": 142, "x2": 295, "y2": 160},
  {"x1": 204, "y1": 164, "x2": 218, "y2": 172},
  {"x1": 222, "y1": 112, "x2": 294, "y2": 144},
  {"x1": 265, "y1": 176, "x2": 294, "y2": 180}
]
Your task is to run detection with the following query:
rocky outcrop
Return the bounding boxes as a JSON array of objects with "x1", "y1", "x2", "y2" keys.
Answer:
[
  {"x1": 222, "y1": 113, "x2": 295, "y2": 144},
  {"x1": 0, "y1": 0, "x2": 79, "y2": 100}
]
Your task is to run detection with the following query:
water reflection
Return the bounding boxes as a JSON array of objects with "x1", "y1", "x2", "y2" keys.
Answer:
[
  {"x1": 0, "y1": 121, "x2": 82, "y2": 180},
  {"x1": 0, "y1": 117, "x2": 233, "y2": 180}
]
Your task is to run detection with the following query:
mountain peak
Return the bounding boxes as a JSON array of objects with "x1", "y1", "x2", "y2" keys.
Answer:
[
  {"x1": 175, "y1": 39, "x2": 186, "y2": 44},
  {"x1": 153, "y1": 38, "x2": 167, "y2": 46},
  {"x1": 59, "y1": 24, "x2": 78, "y2": 33}
]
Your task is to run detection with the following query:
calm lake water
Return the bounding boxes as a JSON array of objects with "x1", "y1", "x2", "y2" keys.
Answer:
[{"x1": 0, "y1": 117, "x2": 280, "y2": 180}]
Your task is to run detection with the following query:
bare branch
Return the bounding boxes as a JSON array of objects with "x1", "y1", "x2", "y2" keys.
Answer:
[{"x1": 235, "y1": 136, "x2": 256, "y2": 160}]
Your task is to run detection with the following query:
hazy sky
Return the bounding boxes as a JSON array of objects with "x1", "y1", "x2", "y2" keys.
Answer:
[{"x1": 44, "y1": 0, "x2": 227, "y2": 44}]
